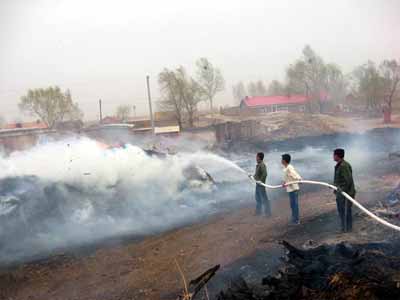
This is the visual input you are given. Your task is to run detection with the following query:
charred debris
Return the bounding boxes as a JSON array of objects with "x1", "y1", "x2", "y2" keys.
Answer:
[
  {"x1": 178, "y1": 240, "x2": 400, "y2": 300},
  {"x1": 215, "y1": 240, "x2": 400, "y2": 300}
]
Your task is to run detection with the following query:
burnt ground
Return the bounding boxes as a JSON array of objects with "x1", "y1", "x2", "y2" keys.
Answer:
[
  {"x1": 0, "y1": 175, "x2": 398, "y2": 300},
  {"x1": 2, "y1": 127, "x2": 400, "y2": 300}
]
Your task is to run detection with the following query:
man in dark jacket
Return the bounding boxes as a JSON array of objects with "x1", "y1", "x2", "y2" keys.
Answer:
[
  {"x1": 333, "y1": 148, "x2": 356, "y2": 232},
  {"x1": 250, "y1": 152, "x2": 271, "y2": 217}
]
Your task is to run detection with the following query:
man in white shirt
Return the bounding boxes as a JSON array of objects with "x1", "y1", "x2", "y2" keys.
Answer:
[{"x1": 281, "y1": 154, "x2": 302, "y2": 225}]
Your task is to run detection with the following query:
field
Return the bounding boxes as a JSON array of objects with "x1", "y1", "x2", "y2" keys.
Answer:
[{"x1": 2, "y1": 125, "x2": 400, "y2": 300}]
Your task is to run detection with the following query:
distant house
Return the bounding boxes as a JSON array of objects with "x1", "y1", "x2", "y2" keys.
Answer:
[
  {"x1": 127, "y1": 113, "x2": 178, "y2": 128},
  {"x1": 101, "y1": 116, "x2": 121, "y2": 124},
  {"x1": 0, "y1": 120, "x2": 52, "y2": 153},
  {"x1": 240, "y1": 93, "x2": 328, "y2": 113},
  {"x1": 3, "y1": 120, "x2": 48, "y2": 130},
  {"x1": 126, "y1": 117, "x2": 152, "y2": 128}
]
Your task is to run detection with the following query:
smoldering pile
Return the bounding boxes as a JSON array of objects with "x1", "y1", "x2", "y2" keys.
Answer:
[
  {"x1": 0, "y1": 172, "x2": 218, "y2": 264},
  {"x1": 0, "y1": 138, "x2": 252, "y2": 264},
  {"x1": 217, "y1": 240, "x2": 400, "y2": 300}
]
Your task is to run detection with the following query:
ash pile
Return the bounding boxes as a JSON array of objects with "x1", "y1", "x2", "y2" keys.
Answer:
[{"x1": 217, "y1": 240, "x2": 400, "y2": 300}]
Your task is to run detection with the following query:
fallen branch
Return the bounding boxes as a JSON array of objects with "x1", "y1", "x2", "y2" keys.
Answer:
[{"x1": 176, "y1": 264, "x2": 220, "y2": 300}]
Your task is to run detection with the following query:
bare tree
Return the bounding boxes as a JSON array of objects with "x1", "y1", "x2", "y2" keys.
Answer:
[
  {"x1": 158, "y1": 67, "x2": 202, "y2": 128},
  {"x1": 325, "y1": 63, "x2": 348, "y2": 104},
  {"x1": 352, "y1": 61, "x2": 385, "y2": 111},
  {"x1": 19, "y1": 86, "x2": 83, "y2": 128},
  {"x1": 247, "y1": 82, "x2": 258, "y2": 96},
  {"x1": 158, "y1": 68, "x2": 185, "y2": 128},
  {"x1": 380, "y1": 59, "x2": 400, "y2": 117},
  {"x1": 247, "y1": 80, "x2": 268, "y2": 96},
  {"x1": 286, "y1": 45, "x2": 329, "y2": 113},
  {"x1": 116, "y1": 105, "x2": 131, "y2": 122},
  {"x1": 267, "y1": 80, "x2": 285, "y2": 95},
  {"x1": 176, "y1": 67, "x2": 202, "y2": 127},
  {"x1": 286, "y1": 62, "x2": 309, "y2": 95},
  {"x1": 195, "y1": 58, "x2": 225, "y2": 111},
  {"x1": 232, "y1": 82, "x2": 247, "y2": 104},
  {"x1": 255, "y1": 80, "x2": 267, "y2": 95}
]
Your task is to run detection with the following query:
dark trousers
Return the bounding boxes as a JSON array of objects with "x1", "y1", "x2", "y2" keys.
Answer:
[
  {"x1": 336, "y1": 194, "x2": 352, "y2": 232},
  {"x1": 255, "y1": 185, "x2": 271, "y2": 216},
  {"x1": 289, "y1": 191, "x2": 300, "y2": 223}
]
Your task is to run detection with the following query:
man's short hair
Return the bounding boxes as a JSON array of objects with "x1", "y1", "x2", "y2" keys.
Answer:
[
  {"x1": 282, "y1": 153, "x2": 291, "y2": 164},
  {"x1": 257, "y1": 152, "x2": 264, "y2": 160},
  {"x1": 334, "y1": 148, "x2": 345, "y2": 158}
]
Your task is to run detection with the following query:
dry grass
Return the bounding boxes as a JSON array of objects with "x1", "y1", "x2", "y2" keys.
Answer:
[{"x1": 175, "y1": 258, "x2": 192, "y2": 300}]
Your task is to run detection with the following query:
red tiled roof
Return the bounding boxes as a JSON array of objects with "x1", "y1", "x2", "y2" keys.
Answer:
[
  {"x1": 243, "y1": 92, "x2": 328, "y2": 107},
  {"x1": 243, "y1": 95, "x2": 307, "y2": 107}
]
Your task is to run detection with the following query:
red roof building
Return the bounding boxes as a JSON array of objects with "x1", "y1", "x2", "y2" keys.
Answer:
[
  {"x1": 242, "y1": 95, "x2": 309, "y2": 107},
  {"x1": 3, "y1": 120, "x2": 48, "y2": 130},
  {"x1": 101, "y1": 116, "x2": 121, "y2": 124},
  {"x1": 240, "y1": 93, "x2": 328, "y2": 113}
]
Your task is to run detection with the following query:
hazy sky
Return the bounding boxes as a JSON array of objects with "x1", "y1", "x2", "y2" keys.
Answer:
[{"x1": 1, "y1": 0, "x2": 399, "y2": 121}]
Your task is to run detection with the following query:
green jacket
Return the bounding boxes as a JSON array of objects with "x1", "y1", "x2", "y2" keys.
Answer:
[
  {"x1": 334, "y1": 160, "x2": 356, "y2": 197},
  {"x1": 254, "y1": 161, "x2": 267, "y2": 183}
]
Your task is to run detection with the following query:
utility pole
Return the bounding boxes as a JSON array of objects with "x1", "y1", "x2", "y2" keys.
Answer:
[
  {"x1": 146, "y1": 75, "x2": 155, "y2": 134},
  {"x1": 99, "y1": 99, "x2": 103, "y2": 123},
  {"x1": 133, "y1": 105, "x2": 136, "y2": 117}
]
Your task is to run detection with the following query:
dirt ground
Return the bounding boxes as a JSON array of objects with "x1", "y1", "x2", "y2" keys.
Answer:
[
  {"x1": 207, "y1": 112, "x2": 400, "y2": 142},
  {"x1": 1, "y1": 173, "x2": 398, "y2": 300}
]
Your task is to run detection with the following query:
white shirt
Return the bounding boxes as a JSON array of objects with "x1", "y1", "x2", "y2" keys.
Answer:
[{"x1": 283, "y1": 164, "x2": 302, "y2": 192}]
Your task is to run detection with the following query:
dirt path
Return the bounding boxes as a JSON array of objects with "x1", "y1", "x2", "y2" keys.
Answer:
[{"x1": 1, "y1": 176, "x2": 398, "y2": 300}]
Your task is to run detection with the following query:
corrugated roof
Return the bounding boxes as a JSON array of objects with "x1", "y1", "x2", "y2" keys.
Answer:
[
  {"x1": 243, "y1": 95, "x2": 308, "y2": 107},
  {"x1": 243, "y1": 92, "x2": 328, "y2": 107},
  {"x1": 4, "y1": 121, "x2": 48, "y2": 130},
  {"x1": 154, "y1": 126, "x2": 180, "y2": 134},
  {"x1": 126, "y1": 117, "x2": 151, "y2": 122},
  {"x1": 100, "y1": 124, "x2": 135, "y2": 128}
]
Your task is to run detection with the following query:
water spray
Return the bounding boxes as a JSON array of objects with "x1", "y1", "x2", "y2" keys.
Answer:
[{"x1": 233, "y1": 164, "x2": 400, "y2": 232}]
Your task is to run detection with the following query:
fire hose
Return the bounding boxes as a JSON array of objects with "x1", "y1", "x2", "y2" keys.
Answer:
[{"x1": 243, "y1": 174, "x2": 400, "y2": 232}]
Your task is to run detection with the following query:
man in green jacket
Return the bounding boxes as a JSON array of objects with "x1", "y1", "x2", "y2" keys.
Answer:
[
  {"x1": 333, "y1": 148, "x2": 356, "y2": 232},
  {"x1": 250, "y1": 152, "x2": 271, "y2": 217}
]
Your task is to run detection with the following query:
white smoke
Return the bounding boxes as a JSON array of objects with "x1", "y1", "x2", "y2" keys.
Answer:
[
  {"x1": 0, "y1": 129, "x2": 395, "y2": 264},
  {"x1": 0, "y1": 137, "x2": 250, "y2": 264}
]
